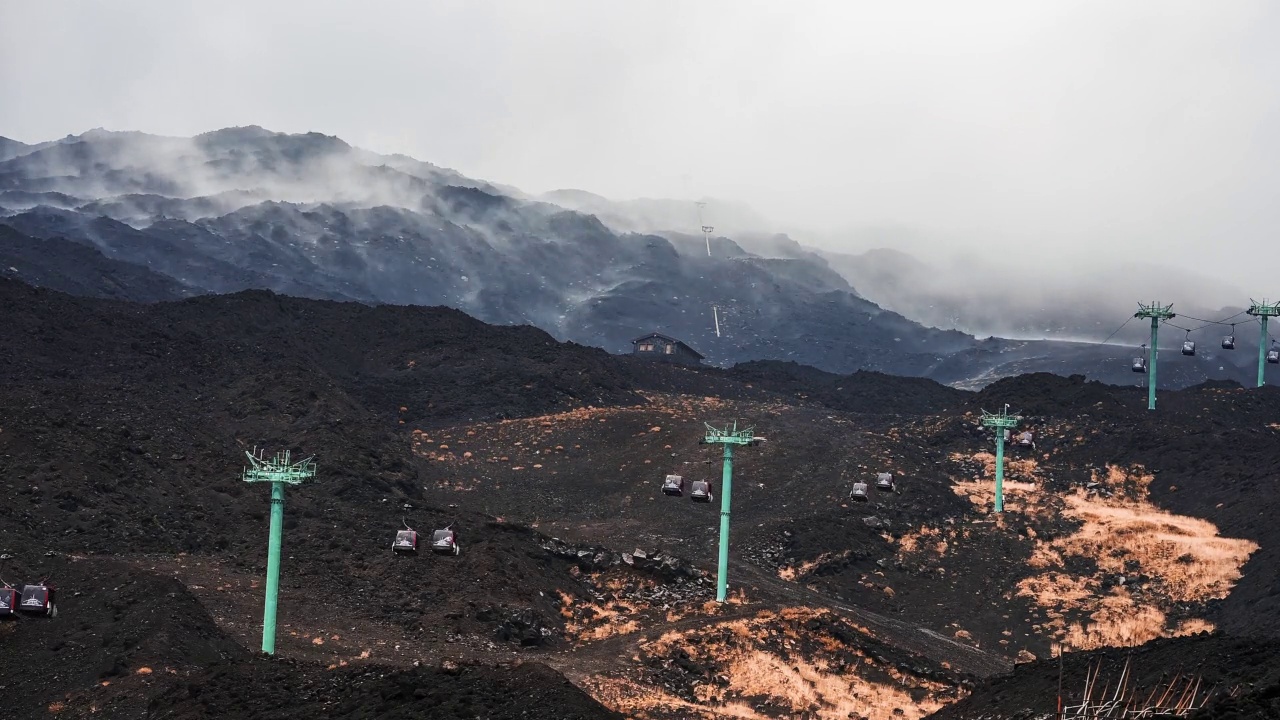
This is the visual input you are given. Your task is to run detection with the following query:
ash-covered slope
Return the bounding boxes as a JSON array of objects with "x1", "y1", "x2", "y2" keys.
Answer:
[
  {"x1": 5, "y1": 282, "x2": 1280, "y2": 717},
  {"x1": 0, "y1": 551, "x2": 621, "y2": 720}
]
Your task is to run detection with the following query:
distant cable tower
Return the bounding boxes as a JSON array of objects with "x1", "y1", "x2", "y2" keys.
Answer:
[{"x1": 696, "y1": 201, "x2": 713, "y2": 257}]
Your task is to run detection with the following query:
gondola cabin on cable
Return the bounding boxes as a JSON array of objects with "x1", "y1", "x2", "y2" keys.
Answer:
[
  {"x1": 1182, "y1": 339, "x2": 1196, "y2": 356},
  {"x1": 875, "y1": 473, "x2": 895, "y2": 491},
  {"x1": 431, "y1": 528, "x2": 460, "y2": 556},
  {"x1": 1269, "y1": 347, "x2": 1280, "y2": 364},
  {"x1": 1017, "y1": 431, "x2": 1035, "y2": 448},
  {"x1": 1222, "y1": 334, "x2": 1236, "y2": 350},
  {"x1": 19, "y1": 583, "x2": 55, "y2": 617},
  {"x1": 690, "y1": 480, "x2": 713, "y2": 503},
  {"x1": 1132, "y1": 356, "x2": 1147, "y2": 373},
  {"x1": 0, "y1": 585, "x2": 16, "y2": 618},
  {"x1": 850, "y1": 481, "x2": 869, "y2": 501},
  {"x1": 393, "y1": 528, "x2": 418, "y2": 554},
  {"x1": 631, "y1": 333, "x2": 704, "y2": 366},
  {"x1": 662, "y1": 474, "x2": 685, "y2": 496}
]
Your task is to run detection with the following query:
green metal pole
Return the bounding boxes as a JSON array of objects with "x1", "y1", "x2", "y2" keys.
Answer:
[
  {"x1": 715, "y1": 443, "x2": 733, "y2": 603},
  {"x1": 994, "y1": 432, "x2": 1006, "y2": 513},
  {"x1": 1259, "y1": 316, "x2": 1269, "y2": 388},
  {"x1": 261, "y1": 480, "x2": 285, "y2": 654},
  {"x1": 1147, "y1": 317, "x2": 1159, "y2": 410}
]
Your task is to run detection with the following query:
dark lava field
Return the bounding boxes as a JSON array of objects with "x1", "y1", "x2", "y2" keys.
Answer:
[{"x1": 5, "y1": 278, "x2": 1280, "y2": 718}]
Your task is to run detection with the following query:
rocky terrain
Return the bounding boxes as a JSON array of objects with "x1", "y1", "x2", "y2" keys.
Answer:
[
  {"x1": 0, "y1": 127, "x2": 1261, "y2": 389},
  {"x1": 3, "y1": 280, "x2": 1280, "y2": 717}
]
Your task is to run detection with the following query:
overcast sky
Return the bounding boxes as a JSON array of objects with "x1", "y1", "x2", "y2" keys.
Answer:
[{"x1": 3, "y1": 1, "x2": 1279, "y2": 286}]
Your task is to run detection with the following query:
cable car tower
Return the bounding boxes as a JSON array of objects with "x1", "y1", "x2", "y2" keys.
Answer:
[
  {"x1": 697, "y1": 201, "x2": 721, "y2": 336},
  {"x1": 242, "y1": 448, "x2": 316, "y2": 655},
  {"x1": 696, "y1": 201, "x2": 713, "y2": 257},
  {"x1": 702, "y1": 421, "x2": 762, "y2": 602},
  {"x1": 981, "y1": 405, "x2": 1021, "y2": 513},
  {"x1": 1134, "y1": 302, "x2": 1175, "y2": 410},
  {"x1": 1247, "y1": 299, "x2": 1280, "y2": 387}
]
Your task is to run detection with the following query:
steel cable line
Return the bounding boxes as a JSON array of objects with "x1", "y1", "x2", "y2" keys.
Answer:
[
  {"x1": 1176, "y1": 309, "x2": 1249, "y2": 326},
  {"x1": 1098, "y1": 316, "x2": 1135, "y2": 345}
]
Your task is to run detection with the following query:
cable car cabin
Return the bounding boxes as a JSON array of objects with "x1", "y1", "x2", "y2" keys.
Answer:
[
  {"x1": 1222, "y1": 335, "x2": 1236, "y2": 350},
  {"x1": 662, "y1": 474, "x2": 685, "y2": 497},
  {"x1": 0, "y1": 586, "x2": 17, "y2": 618},
  {"x1": 431, "y1": 529, "x2": 460, "y2": 556},
  {"x1": 1017, "y1": 431, "x2": 1035, "y2": 448},
  {"x1": 690, "y1": 480, "x2": 714, "y2": 503},
  {"x1": 1132, "y1": 357, "x2": 1147, "y2": 373},
  {"x1": 850, "y1": 482, "x2": 869, "y2": 501},
  {"x1": 1182, "y1": 340, "x2": 1196, "y2": 356},
  {"x1": 18, "y1": 584, "x2": 55, "y2": 617},
  {"x1": 393, "y1": 529, "x2": 418, "y2": 553},
  {"x1": 1269, "y1": 349, "x2": 1280, "y2": 364},
  {"x1": 875, "y1": 473, "x2": 894, "y2": 491}
]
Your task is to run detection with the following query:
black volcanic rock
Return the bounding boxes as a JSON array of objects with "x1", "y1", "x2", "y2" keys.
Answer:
[{"x1": 0, "y1": 224, "x2": 191, "y2": 302}]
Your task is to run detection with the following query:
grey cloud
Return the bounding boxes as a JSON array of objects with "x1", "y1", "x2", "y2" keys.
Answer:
[{"x1": 3, "y1": 1, "x2": 1278, "y2": 292}]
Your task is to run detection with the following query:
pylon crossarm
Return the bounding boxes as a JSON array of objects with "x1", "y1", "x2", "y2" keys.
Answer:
[
  {"x1": 1246, "y1": 299, "x2": 1280, "y2": 318},
  {"x1": 704, "y1": 421, "x2": 756, "y2": 445},
  {"x1": 1134, "y1": 301, "x2": 1175, "y2": 320},
  {"x1": 979, "y1": 408, "x2": 1021, "y2": 429},
  {"x1": 242, "y1": 450, "x2": 317, "y2": 485}
]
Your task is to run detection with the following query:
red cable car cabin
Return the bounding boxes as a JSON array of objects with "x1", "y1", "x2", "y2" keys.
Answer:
[
  {"x1": 0, "y1": 586, "x2": 17, "y2": 618},
  {"x1": 19, "y1": 584, "x2": 56, "y2": 617},
  {"x1": 393, "y1": 529, "x2": 418, "y2": 553},
  {"x1": 431, "y1": 528, "x2": 460, "y2": 556}
]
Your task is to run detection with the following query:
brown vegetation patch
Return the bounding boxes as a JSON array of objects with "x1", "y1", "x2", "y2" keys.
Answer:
[
  {"x1": 777, "y1": 551, "x2": 851, "y2": 581},
  {"x1": 1009, "y1": 465, "x2": 1256, "y2": 650},
  {"x1": 599, "y1": 607, "x2": 963, "y2": 720}
]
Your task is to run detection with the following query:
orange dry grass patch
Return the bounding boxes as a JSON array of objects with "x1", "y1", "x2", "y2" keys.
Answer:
[
  {"x1": 1060, "y1": 589, "x2": 1169, "y2": 650},
  {"x1": 1007, "y1": 457, "x2": 1039, "y2": 478},
  {"x1": 1056, "y1": 490, "x2": 1256, "y2": 602},
  {"x1": 951, "y1": 478, "x2": 1038, "y2": 512},
  {"x1": 583, "y1": 677, "x2": 764, "y2": 719},
  {"x1": 694, "y1": 651, "x2": 948, "y2": 720},
  {"x1": 1014, "y1": 464, "x2": 1255, "y2": 650},
  {"x1": 637, "y1": 608, "x2": 955, "y2": 720},
  {"x1": 777, "y1": 550, "x2": 851, "y2": 581},
  {"x1": 1016, "y1": 572, "x2": 1095, "y2": 611},
  {"x1": 897, "y1": 527, "x2": 950, "y2": 559},
  {"x1": 559, "y1": 587, "x2": 648, "y2": 643}
]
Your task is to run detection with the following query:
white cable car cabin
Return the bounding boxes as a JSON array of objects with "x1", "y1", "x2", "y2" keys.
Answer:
[
  {"x1": 1182, "y1": 339, "x2": 1196, "y2": 356},
  {"x1": 1222, "y1": 335, "x2": 1235, "y2": 350},
  {"x1": 1017, "y1": 431, "x2": 1035, "y2": 448},
  {"x1": 850, "y1": 481, "x2": 869, "y2": 501},
  {"x1": 875, "y1": 472, "x2": 894, "y2": 491},
  {"x1": 1131, "y1": 356, "x2": 1147, "y2": 373},
  {"x1": 661, "y1": 474, "x2": 684, "y2": 496},
  {"x1": 690, "y1": 480, "x2": 714, "y2": 503},
  {"x1": 1269, "y1": 348, "x2": 1280, "y2": 364},
  {"x1": 431, "y1": 528, "x2": 461, "y2": 556},
  {"x1": 393, "y1": 528, "x2": 418, "y2": 553}
]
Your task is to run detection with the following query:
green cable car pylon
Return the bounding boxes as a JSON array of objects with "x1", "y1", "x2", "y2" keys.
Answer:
[
  {"x1": 702, "y1": 421, "x2": 762, "y2": 603},
  {"x1": 980, "y1": 405, "x2": 1021, "y2": 513},
  {"x1": 1134, "y1": 301, "x2": 1175, "y2": 410},
  {"x1": 1247, "y1": 299, "x2": 1280, "y2": 388},
  {"x1": 242, "y1": 448, "x2": 316, "y2": 655}
]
